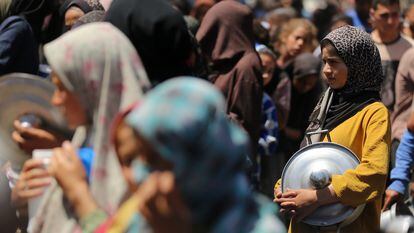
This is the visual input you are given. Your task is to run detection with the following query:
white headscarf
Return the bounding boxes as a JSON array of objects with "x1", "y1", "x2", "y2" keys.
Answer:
[{"x1": 32, "y1": 22, "x2": 150, "y2": 232}]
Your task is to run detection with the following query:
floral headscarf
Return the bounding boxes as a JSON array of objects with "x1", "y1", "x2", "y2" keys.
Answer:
[
  {"x1": 32, "y1": 22, "x2": 150, "y2": 233},
  {"x1": 44, "y1": 21, "x2": 150, "y2": 211}
]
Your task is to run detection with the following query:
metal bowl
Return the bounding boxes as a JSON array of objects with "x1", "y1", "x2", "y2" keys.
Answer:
[
  {"x1": 281, "y1": 142, "x2": 364, "y2": 227},
  {"x1": 0, "y1": 73, "x2": 67, "y2": 170}
]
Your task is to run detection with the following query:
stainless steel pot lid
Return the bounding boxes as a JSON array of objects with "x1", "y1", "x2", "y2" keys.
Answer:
[
  {"x1": 281, "y1": 142, "x2": 361, "y2": 226},
  {"x1": 0, "y1": 73, "x2": 67, "y2": 169}
]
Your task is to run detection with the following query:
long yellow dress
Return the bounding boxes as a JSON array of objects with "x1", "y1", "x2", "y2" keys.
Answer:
[{"x1": 275, "y1": 102, "x2": 391, "y2": 233}]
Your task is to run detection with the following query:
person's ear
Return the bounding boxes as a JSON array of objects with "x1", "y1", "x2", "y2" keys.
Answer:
[
  {"x1": 369, "y1": 9, "x2": 377, "y2": 29},
  {"x1": 369, "y1": 8, "x2": 376, "y2": 21}
]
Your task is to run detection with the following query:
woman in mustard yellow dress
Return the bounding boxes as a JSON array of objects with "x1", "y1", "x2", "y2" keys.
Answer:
[{"x1": 274, "y1": 25, "x2": 390, "y2": 233}]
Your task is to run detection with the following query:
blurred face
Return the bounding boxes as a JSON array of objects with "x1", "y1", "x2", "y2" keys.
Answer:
[
  {"x1": 115, "y1": 122, "x2": 142, "y2": 193},
  {"x1": 51, "y1": 72, "x2": 88, "y2": 128},
  {"x1": 371, "y1": 3, "x2": 400, "y2": 34},
  {"x1": 293, "y1": 74, "x2": 318, "y2": 94},
  {"x1": 259, "y1": 53, "x2": 275, "y2": 86},
  {"x1": 321, "y1": 43, "x2": 348, "y2": 89},
  {"x1": 115, "y1": 122, "x2": 172, "y2": 193},
  {"x1": 284, "y1": 27, "x2": 309, "y2": 58},
  {"x1": 64, "y1": 6, "x2": 84, "y2": 30},
  {"x1": 404, "y1": 6, "x2": 414, "y2": 32},
  {"x1": 406, "y1": 6, "x2": 414, "y2": 23}
]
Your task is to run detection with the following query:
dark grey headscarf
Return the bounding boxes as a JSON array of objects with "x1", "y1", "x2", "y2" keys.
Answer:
[{"x1": 305, "y1": 26, "x2": 382, "y2": 140}]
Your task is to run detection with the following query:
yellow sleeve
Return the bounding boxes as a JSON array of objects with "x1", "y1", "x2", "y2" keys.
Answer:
[
  {"x1": 331, "y1": 105, "x2": 390, "y2": 207},
  {"x1": 274, "y1": 179, "x2": 281, "y2": 191}
]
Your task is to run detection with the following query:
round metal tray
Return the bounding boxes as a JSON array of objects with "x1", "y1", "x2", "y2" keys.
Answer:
[
  {"x1": 0, "y1": 73, "x2": 67, "y2": 169},
  {"x1": 281, "y1": 142, "x2": 362, "y2": 226}
]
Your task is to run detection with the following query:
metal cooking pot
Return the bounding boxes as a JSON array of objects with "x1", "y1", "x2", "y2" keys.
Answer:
[
  {"x1": 0, "y1": 73, "x2": 67, "y2": 170},
  {"x1": 381, "y1": 198, "x2": 414, "y2": 233},
  {"x1": 281, "y1": 130, "x2": 365, "y2": 228}
]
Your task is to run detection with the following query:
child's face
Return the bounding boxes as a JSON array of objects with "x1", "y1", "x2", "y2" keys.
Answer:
[
  {"x1": 259, "y1": 53, "x2": 276, "y2": 86},
  {"x1": 51, "y1": 72, "x2": 88, "y2": 129},
  {"x1": 64, "y1": 7, "x2": 85, "y2": 30},
  {"x1": 283, "y1": 27, "x2": 309, "y2": 58},
  {"x1": 115, "y1": 122, "x2": 141, "y2": 193},
  {"x1": 322, "y1": 43, "x2": 348, "y2": 90},
  {"x1": 115, "y1": 121, "x2": 172, "y2": 193}
]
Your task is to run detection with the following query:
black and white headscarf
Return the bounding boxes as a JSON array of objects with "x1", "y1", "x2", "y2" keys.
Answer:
[
  {"x1": 304, "y1": 26, "x2": 383, "y2": 144},
  {"x1": 322, "y1": 25, "x2": 383, "y2": 94}
]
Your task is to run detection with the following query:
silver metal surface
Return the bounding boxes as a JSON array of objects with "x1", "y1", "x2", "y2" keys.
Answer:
[
  {"x1": 19, "y1": 114, "x2": 42, "y2": 128},
  {"x1": 281, "y1": 142, "x2": 362, "y2": 226},
  {"x1": 309, "y1": 168, "x2": 331, "y2": 189},
  {"x1": 381, "y1": 198, "x2": 414, "y2": 232},
  {"x1": 0, "y1": 73, "x2": 66, "y2": 170},
  {"x1": 382, "y1": 216, "x2": 414, "y2": 233}
]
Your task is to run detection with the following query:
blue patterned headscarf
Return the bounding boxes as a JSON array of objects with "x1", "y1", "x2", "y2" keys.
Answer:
[{"x1": 126, "y1": 77, "x2": 285, "y2": 232}]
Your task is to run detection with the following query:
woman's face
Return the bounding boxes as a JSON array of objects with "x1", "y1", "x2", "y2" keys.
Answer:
[
  {"x1": 259, "y1": 53, "x2": 275, "y2": 86},
  {"x1": 51, "y1": 72, "x2": 88, "y2": 128},
  {"x1": 64, "y1": 6, "x2": 84, "y2": 30},
  {"x1": 115, "y1": 122, "x2": 172, "y2": 193},
  {"x1": 284, "y1": 27, "x2": 309, "y2": 58},
  {"x1": 321, "y1": 43, "x2": 348, "y2": 89},
  {"x1": 115, "y1": 122, "x2": 141, "y2": 192}
]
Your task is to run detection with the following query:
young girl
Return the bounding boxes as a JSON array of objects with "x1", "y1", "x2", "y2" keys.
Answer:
[
  {"x1": 256, "y1": 44, "x2": 280, "y2": 196},
  {"x1": 13, "y1": 22, "x2": 150, "y2": 233},
  {"x1": 275, "y1": 25, "x2": 390, "y2": 233},
  {"x1": 267, "y1": 18, "x2": 318, "y2": 145}
]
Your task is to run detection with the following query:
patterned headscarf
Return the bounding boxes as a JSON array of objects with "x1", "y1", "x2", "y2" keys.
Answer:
[
  {"x1": 44, "y1": 21, "x2": 150, "y2": 210},
  {"x1": 71, "y1": 10, "x2": 105, "y2": 29},
  {"x1": 31, "y1": 22, "x2": 150, "y2": 233},
  {"x1": 83, "y1": 0, "x2": 103, "y2": 10},
  {"x1": 60, "y1": 0, "x2": 104, "y2": 15},
  {"x1": 59, "y1": 0, "x2": 104, "y2": 33},
  {"x1": 321, "y1": 25, "x2": 383, "y2": 95},
  {"x1": 125, "y1": 77, "x2": 284, "y2": 232},
  {"x1": 304, "y1": 26, "x2": 383, "y2": 142}
]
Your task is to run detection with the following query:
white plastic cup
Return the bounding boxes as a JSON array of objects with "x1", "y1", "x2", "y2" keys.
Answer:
[{"x1": 27, "y1": 149, "x2": 53, "y2": 232}]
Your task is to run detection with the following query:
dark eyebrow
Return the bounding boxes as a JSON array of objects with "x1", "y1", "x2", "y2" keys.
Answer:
[{"x1": 322, "y1": 56, "x2": 340, "y2": 61}]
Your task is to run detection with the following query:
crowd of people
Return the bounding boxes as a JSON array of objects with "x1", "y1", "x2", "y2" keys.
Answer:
[{"x1": 1, "y1": 0, "x2": 414, "y2": 232}]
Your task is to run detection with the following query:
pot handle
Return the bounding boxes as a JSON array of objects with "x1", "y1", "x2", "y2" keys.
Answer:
[
  {"x1": 305, "y1": 129, "x2": 332, "y2": 145},
  {"x1": 309, "y1": 169, "x2": 332, "y2": 190}
]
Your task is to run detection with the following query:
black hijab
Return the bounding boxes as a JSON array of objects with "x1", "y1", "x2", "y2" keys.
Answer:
[
  {"x1": 42, "y1": 0, "x2": 103, "y2": 43},
  {"x1": 9, "y1": 0, "x2": 57, "y2": 43},
  {"x1": 309, "y1": 25, "x2": 383, "y2": 132},
  {"x1": 59, "y1": 0, "x2": 103, "y2": 32},
  {"x1": 105, "y1": 0, "x2": 193, "y2": 85}
]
